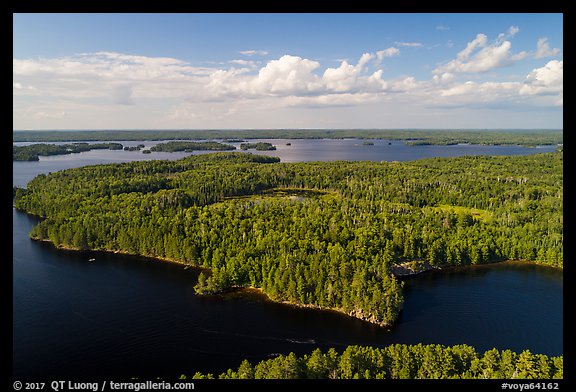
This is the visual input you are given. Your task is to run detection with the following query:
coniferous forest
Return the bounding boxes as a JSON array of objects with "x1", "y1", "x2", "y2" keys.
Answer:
[
  {"x1": 13, "y1": 151, "x2": 562, "y2": 329},
  {"x1": 190, "y1": 344, "x2": 562, "y2": 379}
]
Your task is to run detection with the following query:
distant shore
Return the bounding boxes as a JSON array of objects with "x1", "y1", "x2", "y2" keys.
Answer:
[{"x1": 13, "y1": 129, "x2": 562, "y2": 148}]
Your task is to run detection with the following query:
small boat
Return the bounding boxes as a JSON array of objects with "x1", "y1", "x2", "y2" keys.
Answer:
[{"x1": 88, "y1": 258, "x2": 96, "y2": 262}]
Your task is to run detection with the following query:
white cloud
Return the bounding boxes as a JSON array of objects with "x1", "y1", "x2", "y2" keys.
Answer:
[
  {"x1": 322, "y1": 61, "x2": 360, "y2": 92},
  {"x1": 434, "y1": 27, "x2": 529, "y2": 74},
  {"x1": 322, "y1": 54, "x2": 379, "y2": 93},
  {"x1": 357, "y1": 52, "x2": 374, "y2": 68},
  {"x1": 508, "y1": 26, "x2": 520, "y2": 36},
  {"x1": 229, "y1": 59, "x2": 259, "y2": 68},
  {"x1": 534, "y1": 38, "x2": 560, "y2": 59},
  {"x1": 439, "y1": 80, "x2": 520, "y2": 99},
  {"x1": 206, "y1": 53, "x2": 393, "y2": 100},
  {"x1": 496, "y1": 26, "x2": 519, "y2": 44},
  {"x1": 457, "y1": 34, "x2": 488, "y2": 61},
  {"x1": 394, "y1": 42, "x2": 423, "y2": 47},
  {"x1": 436, "y1": 25, "x2": 450, "y2": 31},
  {"x1": 510, "y1": 51, "x2": 529, "y2": 61},
  {"x1": 285, "y1": 93, "x2": 380, "y2": 107},
  {"x1": 432, "y1": 72, "x2": 455, "y2": 84},
  {"x1": 239, "y1": 50, "x2": 269, "y2": 56},
  {"x1": 376, "y1": 47, "x2": 400, "y2": 60},
  {"x1": 13, "y1": 45, "x2": 563, "y2": 131},
  {"x1": 111, "y1": 84, "x2": 134, "y2": 105},
  {"x1": 13, "y1": 52, "x2": 214, "y2": 102},
  {"x1": 429, "y1": 60, "x2": 562, "y2": 108},
  {"x1": 441, "y1": 41, "x2": 513, "y2": 73},
  {"x1": 256, "y1": 55, "x2": 322, "y2": 94},
  {"x1": 519, "y1": 60, "x2": 563, "y2": 96},
  {"x1": 435, "y1": 27, "x2": 561, "y2": 77}
]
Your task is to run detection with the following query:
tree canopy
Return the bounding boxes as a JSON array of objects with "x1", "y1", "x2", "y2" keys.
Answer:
[
  {"x1": 14, "y1": 151, "x2": 563, "y2": 326},
  {"x1": 189, "y1": 344, "x2": 562, "y2": 379}
]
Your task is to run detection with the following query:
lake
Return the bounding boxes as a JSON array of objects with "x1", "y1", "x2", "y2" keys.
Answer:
[
  {"x1": 13, "y1": 139, "x2": 556, "y2": 187},
  {"x1": 12, "y1": 139, "x2": 562, "y2": 378}
]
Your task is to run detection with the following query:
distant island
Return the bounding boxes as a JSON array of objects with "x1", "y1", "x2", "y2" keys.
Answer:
[
  {"x1": 240, "y1": 142, "x2": 276, "y2": 151},
  {"x1": 13, "y1": 142, "x2": 123, "y2": 161},
  {"x1": 124, "y1": 144, "x2": 146, "y2": 151},
  {"x1": 149, "y1": 141, "x2": 236, "y2": 152},
  {"x1": 12, "y1": 129, "x2": 562, "y2": 147}
]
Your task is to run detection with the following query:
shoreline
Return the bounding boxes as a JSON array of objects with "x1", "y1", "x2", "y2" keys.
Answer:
[
  {"x1": 234, "y1": 286, "x2": 394, "y2": 328},
  {"x1": 29, "y1": 235, "x2": 561, "y2": 329},
  {"x1": 31, "y1": 236, "x2": 210, "y2": 271},
  {"x1": 391, "y1": 259, "x2": 562, "y2": 278},
  {"x1": 30, "y1": 236, "x2": 395, "y2": 328}
]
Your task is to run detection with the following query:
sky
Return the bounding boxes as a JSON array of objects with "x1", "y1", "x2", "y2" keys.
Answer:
[{"x1": 13, "y1": 13, "x2": 563, "y2": 130}]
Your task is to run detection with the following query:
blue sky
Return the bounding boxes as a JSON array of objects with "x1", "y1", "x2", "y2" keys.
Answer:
[{"x1": 13, "y1": 13, "x2": 563, "y2": 129}]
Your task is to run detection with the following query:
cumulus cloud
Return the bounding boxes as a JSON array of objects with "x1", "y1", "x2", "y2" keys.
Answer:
[
  {"x1": 13, "y1": 52, "x2": 215, "y2": 101},
  {"x1": 13, "y1": 45, "x2": 563, "y2": 130},
  {"x1": 496, "y1": 26, "x2": 519, "y2": 43},
  {"x1": 434, "y1": 27, "x2": 527, "y2": 74},
  {"x1": 534, "y1": 38, "x2": 561, "y2": 59},
  {"x1": 428, "y1": 60, "x2": 562, "y2": 108},
  {"x1": 206, "y1": 52, "x2": 394, "y2": 100},
  {"x1": 441, "y1": 41, "x2": 513, "y2": 73},
  {"x1": 520, "y1": 60, "x2": 563, "y2": 96},
  {"x1": 322, "y1": 53, "x2": 381, "y2": 93},
  {"x1": 256, "y1": 55, "x2": 322, "y2": 94},
  {"x1": 376, "y1": 47, "x2": 400, "y2": 61},
  {"x1": 434, "y1": 28, "x2": 561, "y2": 78},
  {"x1": 457, "y1": 34, "x2": 488, "y2": 61},
  {"x1": 432, "y1": 72, "x2": 455, "y2": 84}
]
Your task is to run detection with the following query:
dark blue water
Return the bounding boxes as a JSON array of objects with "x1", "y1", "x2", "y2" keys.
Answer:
[{"x1": 12, "y1": 140, "x2": 562, "y2": 378}]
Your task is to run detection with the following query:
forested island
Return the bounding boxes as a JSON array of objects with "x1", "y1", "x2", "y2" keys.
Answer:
[
  {"x1": 240, "y1": 142, "x2": 276, "y2": 151},
  {"x1": 189, "y1": 344, "x2": 562, "y2": 379},
  {"x1": 12, "y1": 129, "x2": 562, "y2": 147},
  {"x1": 149, "y1": 141, "x2": 236, "y2": 152},
  {"x1": 13, "y1": 151, "x2": 562, "y2": 328},
  {"x1": 124, "y1": 144, "x2": 145, "y2": 151},
  {"x1": 13, "y1": 142, "x2": 123, "y2": 161}
]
